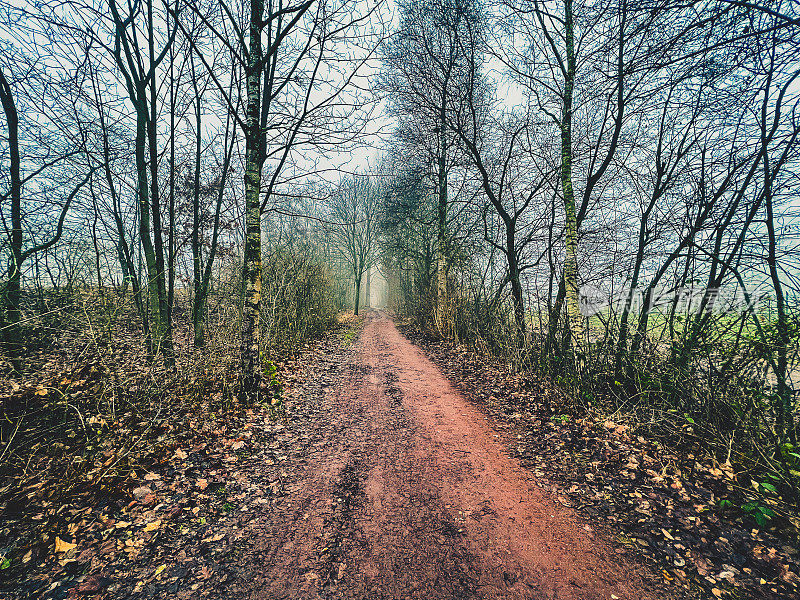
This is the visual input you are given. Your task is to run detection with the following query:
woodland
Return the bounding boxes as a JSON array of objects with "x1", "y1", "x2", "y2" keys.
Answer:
[{"x1": 0, "y1": 0, "x2": 799, "y2": 598}]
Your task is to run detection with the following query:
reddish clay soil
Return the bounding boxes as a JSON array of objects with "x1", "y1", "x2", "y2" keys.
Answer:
[{"x1": 223, "y1": 312, "x2": 662, "y2": 600}]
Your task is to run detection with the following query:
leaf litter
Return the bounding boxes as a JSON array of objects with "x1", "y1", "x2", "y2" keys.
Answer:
[{"x1": 0, "y1": 320, "x2": 360, "y2": 599}]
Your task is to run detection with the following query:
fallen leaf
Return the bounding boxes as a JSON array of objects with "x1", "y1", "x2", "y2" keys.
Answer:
[
  {"x1": 54, "y1": 537, "x2": 76, "y2": 553},
  {"x1": 155, "y1": 564, "x2": 167, "y2": 576},
  {"x1": 143, "y1": 520, "x2": 161, "y2": 532},
  {"x1": 132, "y1": 486, "x2": 152, "y2": 501},
  {"x1": 174, "y1": 448, "x2": 188, "y2": 460},
  {"x1": 197, "y1": 478, "x2": 208, "y2": 490},
  {"x1": 164, "y1": 506, "x2": 182, "y2": 520},
  {"x1": 75, "y1": 575, "x2": 110, "y2": 593}
]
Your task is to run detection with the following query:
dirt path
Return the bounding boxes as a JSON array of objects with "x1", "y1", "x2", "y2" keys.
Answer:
[{"x1": 224, "y1": 312, "x2": 659, "y2": 600}]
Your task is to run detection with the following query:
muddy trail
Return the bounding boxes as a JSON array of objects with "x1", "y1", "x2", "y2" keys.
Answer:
[{"x1": 213, "y1": 311, "x2": 661, "y2": 600}]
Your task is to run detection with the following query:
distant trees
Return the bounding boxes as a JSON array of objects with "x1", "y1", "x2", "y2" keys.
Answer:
[
  {"x1": 383, "y1": 0, "x2": 480, "y2": 334},
  {"x1": 260, "y1": 204, "x2": 339, "y2": 352},
  {"x1": 328, "y1": 177, "x2": 381, "y2": 316},
  {"x1": 379, "y1": 160, "x2": 439, "y2": 320}
]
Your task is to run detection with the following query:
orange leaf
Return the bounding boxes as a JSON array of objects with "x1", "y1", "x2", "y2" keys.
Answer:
[
  {"x1": 54, "y1": 537, "x2": 76, "y2": 553},
  {"x1": 143, "y1": 520, "x2": 161, "y2": 532}
]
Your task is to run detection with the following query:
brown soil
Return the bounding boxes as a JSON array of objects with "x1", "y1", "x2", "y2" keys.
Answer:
[{"x1": 224, "y1": 312, "x2": 661, "y2": 600}]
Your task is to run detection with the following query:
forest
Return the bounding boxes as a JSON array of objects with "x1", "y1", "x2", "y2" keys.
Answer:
[{"x1": 1, "y1": 0, "x2": 799, "y2": 598}]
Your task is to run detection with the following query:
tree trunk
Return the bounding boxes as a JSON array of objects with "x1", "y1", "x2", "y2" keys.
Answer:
[
  {"x1": 616, "y1": 207, "x2": 649, "y2": 375},
  {"x1": 198, "y1": 112, "x2": 234, "y2": 352},
  {"x1": 508, "y1": 262, "x2": 525, "y2": 337},
  {"x1": 435, "y1": 120, "x2": 448, "y2": 336},
  {"x1": 92, "y1": 65, "x2": 145, "y2": 323},
  {"x1": 134, "y1": 99, "x2": 162, "y2": 359},
  {"x1": 239, "y1": 0, "x2": 265, "y2": 404},
  {"x1": 167, "y1": 9, "x2": 177, "y2": 356},
  {"x1": 191, "y1": 60, "x2": 204, "y2": 349},
  {"x1": 560, "y1": 0, "x2": 584, "y2": 359},
  {"x1": 90, "y1": 185, "x2": 104, "y2": 305},
  {"x1": 0, "y1": 67, "x2": 22, "y2": 354},
  {"x1": 145, "y1": 0, "x2": 172, "y2": 361},
  {"x1": 501, "y1": 214, "x2": 525, "y2": 336},
  {"x1": 354, "y1": 271, "x2": 362, "y2": 316},
  {"x1": 761, "y1": 81, "x2": 795, "y2": 444},
  {"x1": 765, "y1": 181, "x2": 793, "y2": 445},
  {"x1": 365, "y1": 266, "x2": 371, "y2": 310}
]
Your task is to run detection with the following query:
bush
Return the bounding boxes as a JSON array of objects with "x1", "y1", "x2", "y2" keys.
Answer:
[{"x1": 260, "y1": 247, "x2": 338, "y2": 355}]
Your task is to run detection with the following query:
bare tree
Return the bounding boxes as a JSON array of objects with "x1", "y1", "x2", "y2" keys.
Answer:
[
  {"x1": 383, "y1": 0, "x2": 481, "y2": 334},
  {"x1": 328, "y1": 176, "x2": 381, "y2": 315},
  {"x1": 178, "y1": 0, "x2": 384, "y2": 401},
  {"x1": 0, "y1": 60, "x2": 93, "y2": 361},
  {"x1": 90, "y1": 0, "x2": 179, "y2": 358}
]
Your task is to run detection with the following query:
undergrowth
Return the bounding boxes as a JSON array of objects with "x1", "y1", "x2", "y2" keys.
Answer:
[
  {"x1": 0, "y1": 286, "x2": 337, "y2": 583},
  {"x1": 400, "y1": 294, "x2": 800, "y2": 531}
]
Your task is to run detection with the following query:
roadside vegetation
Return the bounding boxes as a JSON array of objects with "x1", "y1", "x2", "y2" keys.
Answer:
[
  {"x1": 0, "y1": 239, "x2": 338, "y2": 587},
  {"x1": 378, "y1": 0, "x2": 800, "y2": 524}
]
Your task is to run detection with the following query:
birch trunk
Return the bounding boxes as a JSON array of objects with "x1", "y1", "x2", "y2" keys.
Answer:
[
  {"x1": 239, "y1": 0, "x2": 265, "y2": 403},
  {"x1": 560, "y1": 0, "x2": 584, "y2": 358},
  {"x1": 435, "y1": 132, "x2": 448, "y2": 335}
]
